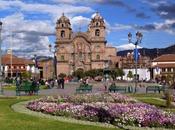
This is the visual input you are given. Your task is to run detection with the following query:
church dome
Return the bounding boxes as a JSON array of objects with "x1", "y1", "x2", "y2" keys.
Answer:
[
  {"x1": 57, "y1": 13, "x2": 70, "y2": 24},
  {"x1": 93, "y1": 12, "x2": 103, "y2": 20}
]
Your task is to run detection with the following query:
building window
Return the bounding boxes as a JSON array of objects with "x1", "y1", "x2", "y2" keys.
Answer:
[
  {"x1": 96, "y1": 45, "x2": 100, "y2": 48},
  {"x1": 96, "y1": 54, "x2": 100, "y2": 60},
  {"x1": 88, "y1": 53, "x2": 91, "y2": 59},
  {"x1": 95, "y1": 29, "x2": 100, "y2": 36},
  {"x1": 162, "y1": 68, "x2": 165, "y2": 72},
  {"x1": 96, "y1": 22, "x2": 99, "y2": 26},
  {"x1": 61, "y1": 30, "x2": 65, "y2": 38},
  {"x1": 168, "y1": 68, "x2": 171, "y2": 72},
  {"x1": 61, "y1": 55, "x2": 65, "y2": 61},
  {"x1": 171, "y1": 68, "x2": 173, "y2": 72},
  {"x1": 71, "y1": 53, "x2": 74, "y2": 59},
  {"x1": 79, "y1": 52, "x2": 83, "y2": 60},
  {"x1": 62, "y1": 24, "x2": 64, "y2": 27}
]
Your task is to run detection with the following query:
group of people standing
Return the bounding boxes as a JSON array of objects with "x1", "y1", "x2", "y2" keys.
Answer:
[
  {"x1": 45, "y1": 77, "x2": 65, "y2": 89},
  {"x1": 57, "y1": 77, "x2": 65, "y2": 89}
]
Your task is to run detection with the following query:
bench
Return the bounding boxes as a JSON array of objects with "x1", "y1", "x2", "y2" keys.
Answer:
[
  {"x1": 146, "y1": 85, "x2": 166, "y2": 93},
  {"x1": 16, "y1": 81, "x2": 39, "y2": 96},
  {"x1": 108, "y1": 85, "x2": 127, "y2": 93},
  {"x1": 76, "y1": 84, "x2": 92, "y2": 93}
]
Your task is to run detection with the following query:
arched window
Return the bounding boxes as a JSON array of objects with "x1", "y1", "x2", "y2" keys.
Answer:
[
  {"x1": 61, "y1": 55, "x2": 64, "y2": 61},
  {"x1": 95, "y1": 29, "x2": 100, "y2": 36},
  {"x1": 96, "y1": 54, "x2": 100, "y2": 60},
  {"x1": 96, "y1": 22, "x2": 99, "y2": 26},
  {"x1": 88, "y1": 53, "x2": 91, "y2": 59},
  {"x1": 61, "y1": 30, "x2": 65, "y2": 38},
  {"x1": 62, "y1": 24, "x2": 64, "y2": 27}
]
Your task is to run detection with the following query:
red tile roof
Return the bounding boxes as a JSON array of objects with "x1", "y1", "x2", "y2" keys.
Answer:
[
  {"x1": 153, "y1": 54, "x2": 175, "y2": 62},
  {"x1": 154, "y1": 63, "x2": 175, "y2": 68},
  {"x1": 2, "y1": 54, "x2": 34, "y2": 65}
]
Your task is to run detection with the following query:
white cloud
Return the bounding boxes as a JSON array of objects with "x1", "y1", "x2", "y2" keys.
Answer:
[
  {"x1": 91, "y1": 13, "x2": 97, "y2": 18},
  {"x1": 0, "y1": 0, "x2": 95, "y2": 57},
  {"x1": 52, "y1": 0, "x2": 78, "y2": 4},
  {"x1": 154, "y1": 19, "x2": 175, "y2": 34},
  {"x1": 160, "y1": 11, "x2": 168, "y2": 16},
  {"x1": 52, "y1": 0, "x2": 104, "y2": 4},
  {"x1": 0, "y1": 0, "x2": 93, "y2": 16},
  {"x1": 70, "y1": 16, "x2": 90, "y2": 30},
  {"x1": 116, "y1": 43, "x2": 142, "y2": 51},
  {"x1": 1, "y1": 13, "x2": 53, "y2": 57},
  {"x1": 112, "y1": 23, "x2": 132, "y2": 30}
]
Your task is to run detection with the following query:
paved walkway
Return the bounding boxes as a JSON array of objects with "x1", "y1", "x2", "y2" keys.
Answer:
[{"x1": 3, "y1": 82, "x2": 149, "y2": 96}]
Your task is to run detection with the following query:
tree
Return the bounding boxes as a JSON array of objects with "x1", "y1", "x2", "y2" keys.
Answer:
[
  {"x1": 166, "y1": 74, "x2": 173, "y2": 86},
  {"x1": 164, "y1": 74, "x2": 174, "y2": 108},
  {"x1": 84, "y1": 69, "x2": 103, "y2": 78},
  {"x1": 127, "y1": 71, "x2": 133, "y2": 80},
  {"x1": 59, "y1": 73, "x2": 66, "y2": 78},
  {"x1": 117, "y1": 68, "x2": 125, "y2": 80},
  {"x1": 72, "y1": 68, "x2": 85, "y2": 79},
  {"x1": 21, "y1": 71, "x2": 32, "y2": 79},
  {"x1": 110, "y1": 69, "x2": 117, "y2": 80}
]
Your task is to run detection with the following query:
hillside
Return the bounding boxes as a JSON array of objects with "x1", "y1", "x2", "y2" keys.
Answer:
[{"x1": 117, "y1": 44, "x2": 175, "y2": 59}]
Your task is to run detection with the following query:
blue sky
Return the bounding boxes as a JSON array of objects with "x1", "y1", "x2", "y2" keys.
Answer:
[{"x1": 0, "y1": 0, "x2": 175, "y2": 57}]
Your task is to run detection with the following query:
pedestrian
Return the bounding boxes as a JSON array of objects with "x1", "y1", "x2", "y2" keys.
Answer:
[
  {"x1": 51, "y1": 79, "x2": 54, "y2": 88},
  {"x1": 15, "y1": 76, "x2": 21, "y2": 88},
  {"x1": 31, "y1": 78, "x2": 38, "y2": 94},
  {"x1": 61, "y1": 77, "x2": 65, "y2": 89},
  {"x1": 86, "y1": 78, "x2": 89, "y2": 84},
  {"x1": 45, "y1": 80, "x2": 50, "y2": 89},
  {"x1": 172, "y1": 82, "x2": 175, "y2": 89},
  {"x1": 57, "y1": 77, "x2": 61, "y2": 88}
]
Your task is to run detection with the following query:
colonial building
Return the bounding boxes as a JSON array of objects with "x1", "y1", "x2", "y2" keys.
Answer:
[
  {"x1": 121, "y1": 52, "x2": 151, "y2": 81},
  {"x1": 121, "y1": 52, "x2": 151, "y2": 69},
  {"x1": 2, "y1": 51, "x2": 34, "y2": 77},
  {"x1": 55, "y1": 13, "x2": 119, "y2": 75},
  {"x1": 38, "y1": 58, "x2": 54, "y2": 80},
  {"x1": 152, "y1": 54, "x2": 175, "y2": 80}
]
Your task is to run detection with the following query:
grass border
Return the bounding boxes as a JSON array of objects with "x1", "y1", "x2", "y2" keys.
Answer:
[
  {"x1": 11, "y1": 100, "x2": 175, "y2": 130},
  {"x1": 11, "y1": 100, "x2": 116, "y2": 129}
]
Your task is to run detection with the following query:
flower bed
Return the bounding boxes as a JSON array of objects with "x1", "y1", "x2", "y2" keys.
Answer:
[
  {"x1": 173, "y1": 92, "x2": 175, "y2": 102},
  {"x1": 26, "y1": 93, "x2": 175, "y2": 129}
]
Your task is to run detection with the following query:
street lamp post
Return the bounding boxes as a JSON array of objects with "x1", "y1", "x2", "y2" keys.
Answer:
[
  {"x1": 0, "y1": 21, "x2": 3, "y2": 95},
  {"x1": 128, "y1": 32, "x2": 143, "y2": 93},
  {"x1": 49, "y1": 44, "x2": 57, "y2": 79},
  {"x1": 34, "y1": 54, "x2": 37, "y2": 79}
]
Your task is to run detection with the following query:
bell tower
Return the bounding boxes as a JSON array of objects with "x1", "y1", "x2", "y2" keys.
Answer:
[
  {"x1": 88, "y1": 12, "x2": 106, "y2": 40},
  {"x1": 56, "y1": 13, "x2": 72, "y2": 40}
]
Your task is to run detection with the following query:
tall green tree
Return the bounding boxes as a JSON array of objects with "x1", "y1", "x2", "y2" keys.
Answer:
[
  {"x1": 59, "y1": 73, "x2": 66, "y2": 78},
  {"x1": 21, "y1": 71, "x2": 32, "y2": 79},
  {"x1": 127, "y1": 71, "x2": 133, "y2": 79},
  {"x1": 72, "y1": 68, "x2": 85, "y2": 79},
  {"x1": 117, "y1": 68, "x2": 125, "y2": 80}
]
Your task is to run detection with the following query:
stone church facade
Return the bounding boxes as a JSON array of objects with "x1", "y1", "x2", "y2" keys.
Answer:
[{"x1": 55, "y1": 13, "x2": 118, "y2": 75}]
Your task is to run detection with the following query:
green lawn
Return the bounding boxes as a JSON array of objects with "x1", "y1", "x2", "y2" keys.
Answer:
[
  {"x1": 126, "y1": 93, "x2": 175, "y2": 113},
  {"x1": 3, "y1": 85, "x2": 16, "y2": 90},
  {"x1": 126, "y1": 93, "x2": 164, "y2": 98},
  {"x1": 136, "y1": 97, "x2": 166, "y2": 107},
  {"x1": 0, "y1": 96, "x2": 118, "y2": 130},
  {"x1": 3, "y1": 85, "x2": 47, "y2": 91}
]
